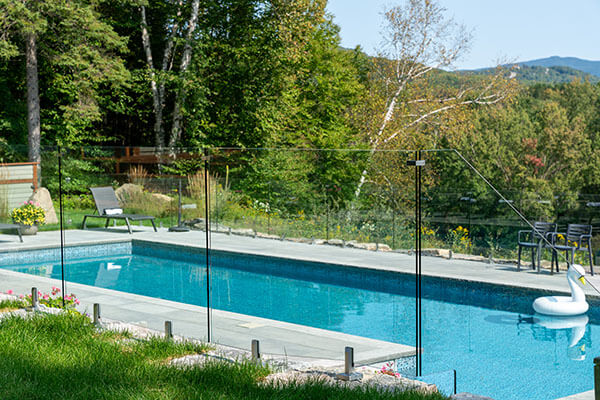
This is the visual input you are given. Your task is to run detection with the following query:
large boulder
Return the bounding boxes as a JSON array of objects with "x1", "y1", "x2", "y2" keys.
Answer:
[
  {"x1": 115, "y1": 183, "x2": 143, "y2": 206},
  {"x1": 29, "y1": 188, "x2": 58, "y2": 224},
  {"x1": 151, "y1": 192, "x2": 174, "y2": 208}
]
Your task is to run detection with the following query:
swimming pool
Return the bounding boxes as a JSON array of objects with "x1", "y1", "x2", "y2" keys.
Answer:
[{"x1": 1, "y1": 240, "x2": 597, "y2": 399}]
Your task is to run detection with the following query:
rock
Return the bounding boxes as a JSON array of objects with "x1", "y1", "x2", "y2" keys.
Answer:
[
  {"x1": 312, "y1": 239, "x2": 325, "y2": 245},
  {"x1": 286, "y1": 237, "x2": 313, "y2": 244},
  {"x1": 451, "y1": 393, "x2": 494, "y2": 400},
  {"x1": 29, "y1": 187, "x2": 58, "y2": 224},
  {"x1": 327, "y1": 239, "x2": 344, "y2": 247},
  {"x1": 377, "y1": 244, "x2": 392, "y2": 252},
  {"x1": 348, "y1": 242, "x2": 377, "y2": 251},
  {"x1": 115, "y1": 184, "x2": 143, "y2": 205},
  {"x1": 150, "y1": 192, "x2": 174, "y2": 208},
  {"x1": 256, "y1": 232, "x2": 280, "y2": 240},
  {"x1": 231, "y1": 228, "x2": 254, "y2": 236},
  {"x1": 421, "y1": 248, "x2": 451, "y2": 258}
]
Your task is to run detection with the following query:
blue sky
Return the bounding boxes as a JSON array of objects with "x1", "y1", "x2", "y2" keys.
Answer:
[{"x1": 325, "y1": 0, "x2": 600, "y2": 69}]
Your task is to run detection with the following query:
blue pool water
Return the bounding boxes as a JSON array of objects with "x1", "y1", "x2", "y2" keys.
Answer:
[{"x1": 1, "y1": 241, "x2": 597, "y2": 400}]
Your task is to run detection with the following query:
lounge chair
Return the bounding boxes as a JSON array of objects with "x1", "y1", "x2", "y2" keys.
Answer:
[
  {"x1": 81, "y1": 187, "x2": 157, "y2": 234},
  {"x1": 0, "y1": 223, "x2": 23, "y2": 242},
  {"x1": 517, "y1": 221, "x2": 556, "y2": 272}
]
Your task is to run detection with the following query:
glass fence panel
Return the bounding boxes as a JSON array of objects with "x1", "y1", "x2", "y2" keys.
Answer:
[
  {"x1": 0, "y1": 145, "x2": 65, "y2": 312},
  {"x1": 418, "y1": 149, "x2": 594, "y2": 400},
  {"x1": 4, "y1": 145, "x2": 596, "y2": 399},
  {"x1": 204, "y1": 148, "x2": 417, "y2": 362}
]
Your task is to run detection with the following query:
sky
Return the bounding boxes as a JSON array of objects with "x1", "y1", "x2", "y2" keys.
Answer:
[{"x1": 325, "y1": 0, "x2": 600, "y2": 70}]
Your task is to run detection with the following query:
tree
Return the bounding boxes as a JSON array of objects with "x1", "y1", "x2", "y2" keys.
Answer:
[
  {"x1": 353, "y1": 0, "x2": 515, "y2": 200},
  {"x1": 0, "y1": 0, "x2": 129, "y2": 162}
]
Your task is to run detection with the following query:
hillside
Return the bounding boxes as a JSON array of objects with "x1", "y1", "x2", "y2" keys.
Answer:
[
  {"x1": 519, "y1": 56, "x2": 600, "y2": 77},
  {"x1": 463, "y1": 62, "x2": 599, "y2": 84}
]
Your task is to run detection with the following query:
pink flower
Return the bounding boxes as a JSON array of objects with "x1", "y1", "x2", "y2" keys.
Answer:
[
  {"x1": 65, "y1": 296, "x2": 72, "y2": 301},
  {"x1": 19, "y1": 295, "x2": 24, "y2": 299},
  {"x1": 42, "y1": 294, "x2": 49, "y2": 300},
  {"x1": 75, "y1": 299, "x2": 80, "y2": 305},
  {"x1": 7, "y1": 290, "x2": 13, "y2": 295}
]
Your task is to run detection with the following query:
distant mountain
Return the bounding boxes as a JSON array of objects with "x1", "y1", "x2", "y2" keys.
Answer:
[
  {"x1": 461, "y1": 57, "x2": 600, "y2": 84},
  {"x1": 519, "y1": 56, "x2": 600, "y2": 77}
]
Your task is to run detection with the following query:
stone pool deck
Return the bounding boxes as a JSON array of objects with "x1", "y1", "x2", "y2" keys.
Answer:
[{"x1": 0, "y1": 226, "x2": 598, "y2": 398}]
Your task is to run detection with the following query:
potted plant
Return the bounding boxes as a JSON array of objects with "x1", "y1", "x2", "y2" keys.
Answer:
[{"x1": 10, "y1": 201, "x2": 46, "y2": 235}]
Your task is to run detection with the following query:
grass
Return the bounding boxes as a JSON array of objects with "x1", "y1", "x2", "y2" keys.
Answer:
[{"x1": 0, "y1": 312, "x2": 447, "y2": 400}]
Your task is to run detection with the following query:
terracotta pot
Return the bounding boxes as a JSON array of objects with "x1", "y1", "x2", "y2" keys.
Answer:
[{"x1": 19, "y1": 224, "x2": 38, "y2": 235}]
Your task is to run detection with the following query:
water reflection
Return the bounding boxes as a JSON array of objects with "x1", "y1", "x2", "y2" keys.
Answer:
[
  {"x1": 485, "y1": 313, "x2": 589, "y2": 361},
  {"x1": 533, "y1": 315, "x2": 588, "y2": 361}
]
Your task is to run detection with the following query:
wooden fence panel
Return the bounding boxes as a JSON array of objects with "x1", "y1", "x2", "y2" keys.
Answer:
[{"x1": 0, "y1": 163, "x2": 39, "y2": 212}]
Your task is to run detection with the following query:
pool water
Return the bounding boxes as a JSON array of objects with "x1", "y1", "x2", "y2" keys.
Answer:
[{"x1": 1, "y1": 242, "x2": 597, "y2": 400}]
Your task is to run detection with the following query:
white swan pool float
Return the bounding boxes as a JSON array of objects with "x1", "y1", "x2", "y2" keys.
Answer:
[{"x1": 533, "y1": 264, "x2": 588, "y2": 316}]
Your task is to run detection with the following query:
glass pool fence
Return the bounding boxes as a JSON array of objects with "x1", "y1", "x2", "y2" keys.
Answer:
[{"x1": 0, "y1": 145, "x2": 595, "y2": 399}]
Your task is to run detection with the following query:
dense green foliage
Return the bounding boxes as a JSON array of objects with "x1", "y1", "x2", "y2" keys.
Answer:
[
  {"x1": 0, "y1": 312, "x2": 446, "y2": 400},
  {"x1": 2, "y1": 0, "x2": 600, "y2": 254}
]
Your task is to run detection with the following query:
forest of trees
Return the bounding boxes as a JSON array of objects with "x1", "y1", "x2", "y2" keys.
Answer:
[{"x1": 1, "y1": 0, "x2": 600, "y2": 227}]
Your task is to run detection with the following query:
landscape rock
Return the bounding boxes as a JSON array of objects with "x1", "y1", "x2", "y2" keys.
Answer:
[
  {"x1": 256, "y1": 232, "x2": 280, "y2": 240},
  {"x1": 451, "y1": 393, "x2": 494, "y2": 400},
  {"x1": 115, "y1": 184, "x2": 143, "y2": 205},
  {"x1": 326, "y1": 239, "x2": 344, "y2": 247},
  {"x1": 150, "y1": 192, "x2": 174, "y2": 208},
  {"x1": 377, "y1": 244, "x2": 392, "y2": 252},
  {"x1": 231, "y1": 228, "x2": 254, "y2": 236},
  {"x1": 348, "y1": 242, "x2": 377, "y2": 251},
  {"x1": 421, "y1": 248, "x2": 452, "y2": 258},
  {"x1": 29, "y1": 187, "x2": 58, "y2": 224}
]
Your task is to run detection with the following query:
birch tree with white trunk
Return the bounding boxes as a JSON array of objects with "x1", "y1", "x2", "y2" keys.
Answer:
[
  {"x1": 354, "y1": 0, "x2": 514, "y2": 200},
  {"x1": 140, "y1": 0, "x2": 199, "y2": 151}
]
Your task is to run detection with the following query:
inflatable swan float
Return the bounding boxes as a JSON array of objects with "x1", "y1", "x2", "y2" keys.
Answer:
[{"x1": 533, "y1": 264, "x2": 588, "y2": 316}]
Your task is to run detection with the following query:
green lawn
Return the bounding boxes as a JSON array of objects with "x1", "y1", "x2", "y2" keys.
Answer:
[{"x1": 0, "y1": 311, "x2": 447, "y2": 400}]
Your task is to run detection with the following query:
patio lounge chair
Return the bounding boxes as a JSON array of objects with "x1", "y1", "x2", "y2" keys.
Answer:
[
  {"x1": 549, "y1": 224, "x2": 593, "y2": 275},
  {"x1": 0, "y1": 223, "x2": 23, "y2": 242},
  {"x1": 517, "y1": 221, "x2": 556, "y2": 272},
  {"x1": 81, "y1": 187, "x2": 157, "y2": 234}
]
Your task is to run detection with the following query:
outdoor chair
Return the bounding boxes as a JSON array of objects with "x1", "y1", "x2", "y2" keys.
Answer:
[
  {"x1": 82, "y1": 187, "x2": 157, "y2": 234},
  {"x1": 549, "y1": 224, "x2": 593, "y2": 275},
  {"x1": 517, "y1": 222, "x2": 556, "y2": 272},
  {"x1": 0, "y1": 223, "x2": 23, "y2": 242}
]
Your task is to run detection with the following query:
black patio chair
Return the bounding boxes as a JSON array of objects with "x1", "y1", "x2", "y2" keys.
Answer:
[
  {"x1": 0, "y1": 223, "x2": 23, "y2": 242},
  {"x1": 549, "y1": 224, "x2": 593, "y2": 275},
  {"x1": 517, "y1": 221, "x2": 557, "y2": 272},
  {"x1": 82, "y1": 187, "x2": 157, "y2": 234}
]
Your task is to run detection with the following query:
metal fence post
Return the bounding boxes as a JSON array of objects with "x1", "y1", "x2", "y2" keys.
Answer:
[
  {"x1": 165, "y1": 321, "x2": 173, "y2": 340},
  {"x1": 31, "y1": 287, "x2": 38, "y2": 308},
  {"x1": 595, "y1": 357, "x2": 600, "y2": 400},
  {"x1": 93, "y1": 303, "x2": 101, "y2": 325},
  {"x1": 251, "y1": 339, "x2": 260, "y2": 360}
]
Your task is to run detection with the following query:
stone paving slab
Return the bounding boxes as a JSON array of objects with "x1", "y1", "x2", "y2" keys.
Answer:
[
  {"x1": 0, "y1": 227, "x2": 595, "y2": 297},
  {"x1": 0, "y1": 266, "x2": 414, "y2": 364},
  {"x1": 556, "y1": 390, "x2": 594, "y2": 400}
]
